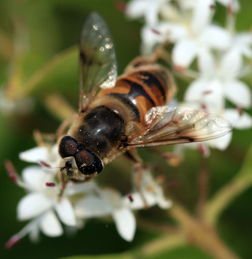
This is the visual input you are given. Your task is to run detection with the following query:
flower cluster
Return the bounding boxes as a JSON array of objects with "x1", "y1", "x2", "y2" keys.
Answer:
[
  {"x1": 6, "y1": 144, "x2": 171, "y2": 247},
  {"x1": 126, "y1": 0, "x2": 252, "y2": 151}
]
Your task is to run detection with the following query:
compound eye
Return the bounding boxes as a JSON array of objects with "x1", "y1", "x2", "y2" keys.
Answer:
[
  {"x1": 75, "y1": 149, "x2": 103, "y2": 175},
  {"x1": 59, "y1": 136, "x2": 78, "y2": 158}
]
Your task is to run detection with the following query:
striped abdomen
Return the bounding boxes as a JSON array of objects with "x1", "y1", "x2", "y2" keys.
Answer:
[{"x1": 98, "y1": 65, "x2": 176, "y2": 123}]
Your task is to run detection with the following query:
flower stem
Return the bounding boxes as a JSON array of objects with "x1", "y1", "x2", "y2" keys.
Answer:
[
  {"x1": 206, "y1": 145, "x2": 252, "y2": 225},
  {"x1": 139, "y1": 233, "x2": 185, "y2": 257},
  {"x1": 169, "y1": 205, "x2": 239, "y2": 259}
]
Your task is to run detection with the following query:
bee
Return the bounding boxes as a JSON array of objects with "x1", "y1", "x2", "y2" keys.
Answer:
[{"x1": 58, "y1": 13, "x2": 230, "y2": 184}]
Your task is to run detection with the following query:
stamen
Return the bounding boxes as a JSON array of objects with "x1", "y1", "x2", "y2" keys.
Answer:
[
  {"x1": 209, "y1": 4, "x2": 216, "y2": 9},
  {"x1": 151, "y1": 28, "x2": 161, "y2": 35},
  {"x1": 227, "y1": 4, "x2": 234, "y2": 16},
  {"x1": 39, "y1": 161, "x2": 51, "y2": 168},
  {"x1": 127, "y1": 194, "x2": 134, "y2": 203},
  {"x1": 173, "y1": 65, "x2": 185, "y2": 72},
  {"x1": 198, "y1": 144, "x2": 210, "y2": 157},
  {"x1": 156, "y1": 174, "x2": 165, "y2": 184},
  {"x1": 202, "y1": 90, "x2": 213, "y2": 95},
  {"x1": 115, "y1": 1, "x2": 126, "y2": 13},
  {"x1": 236, "y1": 106, "x2": 243, "y2": 116},
  {"x1": 200, "y1": 103, "x2": 207, "y2": 110},
  {"x1": 46, "y1": 182, "x2": 56, "y2": 187},
  {"x1": 161, "y1": 153, "x2": 174, "y2": 159},
  {"x1": 4, "y1": 160, "x2": 18, "y2": 184},
  {"x1": 162, "y1": 153, "x2": 181, "y2": 167},
  {"x1": 5, "y1": 235, "x2": 20, "y2": 249}
]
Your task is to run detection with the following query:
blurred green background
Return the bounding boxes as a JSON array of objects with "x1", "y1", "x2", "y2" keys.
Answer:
[{"x1": 0, "y1": 0, "x2": 252, "y2": 258}]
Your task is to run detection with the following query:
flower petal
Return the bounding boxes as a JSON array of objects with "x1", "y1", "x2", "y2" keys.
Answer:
[
  {"x1": 55, "y1": 198, "x2": 76, "y2": 226},
  {"x1": 197, "y1": 49, "x2": 215, "y2": 76},
  {"x1": 208, "y1": 132, "x2": 232, "y2": 150},
  {"x1": 112, "y1": 208, "x2": 136, "y2": 242},
  {"x1": 19, "y1": 147, "x2": 49, "y2": 163},
  {"x1": 224, "y1": 80, "x2": 251, "y2": 108},
  {"x1": 200, "y1": 25, "x2": 231, "y2": 50},
  {"x1": 172, "y1": 39, "x2": 197, "y2": 67},
  {"x1": 126, "y1": 0, "x2": 147, "y2": 19},
  {"x1": 141, "y1": 26, "x2": 162, "y2": 54},
  {"x1": 185, "y1": 79, "x2": 224, "y2": 110},
  {"x1": 40, "y1": 211, "x2": 63, "y2": 237},
  {"x1": 192, "y1": 0, "x2": 214, "y2": 34},
  {"x1": 22, "y1": 166, "x2": 53, "y2": 191},
  {"x1": 224, "y1": 109, "x2": 252, "y2": 129},
  {"x1": 75, "y1": 196, "x2": 112, "y2": 218},
  {"x1": 18, "y1": 193, "x2": 52, "y2": 220},
  {"x1": 185, "y1": 79, "x2": 208, "y2": 101},
  {"x1": 220, "y1": 50, "x2": 242, "y2": 79}
]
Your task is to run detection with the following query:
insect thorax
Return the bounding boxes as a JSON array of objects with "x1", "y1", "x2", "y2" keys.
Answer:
[{"x1": 70, "y1": 105, "x2": 126, "y2": 159}]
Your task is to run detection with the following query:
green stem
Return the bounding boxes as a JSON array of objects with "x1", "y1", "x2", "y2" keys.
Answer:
[
  {"x1": 22, "y1": 46, "x2": 77, "y2": 97},
  {"x1": 206, "y1": 145, "x2": 252, "y2": 225},
  {"x1": 139, "y1": 233, "x2": 185, "y2": 257},
  {"x1": 169, "y1": 205, "x2": 239, "y2": 259}
]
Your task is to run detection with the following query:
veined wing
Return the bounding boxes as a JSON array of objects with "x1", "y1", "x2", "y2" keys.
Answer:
[
  {"x1": 79, "y1": 13, "x2": 117, "y2": 103},
  {"x1": 127, "y1": 105, "x2": 231, "y2": 148}
]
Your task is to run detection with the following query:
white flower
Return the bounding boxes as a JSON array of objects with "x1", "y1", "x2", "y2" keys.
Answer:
[
  {"x1": 75, "y1": 168, "x2": 172, "y2": 242},
  {"x1": 140, "y1": 0, "x2": 231, "y2": 66},
  {"x1": 19, "y1": 145, "x2": 60, "y2": 167},
  {"x1": 126, "y1": 0, "x2": 168, "y2": 25},
  {"x1": 185, "y1": 50, "x2": 251, "y2": 110},
  {"x1": 229, "y1": 32, "x2": 252, "y2": 59},
  {"x1": 208, "y1": 108, "x2": 252, "y2": 149},
  {"x1": 128, "y1": 168, "x2": 172, "y2": 210},
  {"x1": 6, "y1": 146, "x2": 78, "y2": 246},
  {"x1": 8, "y1": 145, "x2": 172, "y2": 246},
  {"x1": 75, "y1": 188, "x2": 136, "y2": 242}
]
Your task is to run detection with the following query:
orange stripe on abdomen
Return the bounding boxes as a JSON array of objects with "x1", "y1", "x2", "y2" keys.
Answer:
[{"x1": 98, "y1": 68, "x2": 173, "y2": 123}]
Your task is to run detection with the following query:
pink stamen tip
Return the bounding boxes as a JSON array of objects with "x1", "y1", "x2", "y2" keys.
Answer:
[
  {"x1": 200, "y1": 103, "x2": 207, "y2": 110},
  {"x1": 151, "y1": 28, "x2": 161, "y2": 35},
  {"x1": 227, "y1": 4, "x2": 234, "y2": 15},
  {"x1": 39, "y1": 161, "x2": 51, "y2": 168},
  {"x1": 209, "y1": 4, "x2": 216, "y2": 9},
  {"x1": 5, "y1": 236, "x2": 20, "y2": 249},
  {"x1": 46, "y1": 182, "x2": 56, "y2": 187},
  {"x1": 156, "y1": 174, "x2": 165, "y2": 183},
  {"x1": 202, "y1": 90, "x2": 212, "y2": 95},
  {"x1": 236, "y1": 106, "x2": 243, "y2": 116},
  {"x1": 115, "y1": 1, "x2": 126, "y2": 13},
  {"x1": 173, "y1": 65, "x2": 185, "y2": 72},
  {"x1": 4, "y1": 160, "x2": 18, "y2": 184},
  {"x1": 161, "y1": 153, "x2": 174, "y2": 159},
  {"x1": 127, "y1": 194, "x2": 134, "y2": 203},
  {"x1": 198, "y1": 144, "x2": 209, "y2": 157}
]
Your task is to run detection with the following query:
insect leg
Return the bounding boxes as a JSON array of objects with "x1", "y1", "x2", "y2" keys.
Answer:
[
  {"x1": 124, "y1": 150, "x2": 150, "y2": 207},
  {"x1": 57, "y1": 170, "x2": 69, "y2": 199},
  {"x1": 56, "y1": 113, "x2": 78, "y2": 138},
  {"x1": 33, "y1": 130, "x2": 55, "y2": 146},
  {"x1": 132, "y1": 162, "x2": 150, "y2": 208}
]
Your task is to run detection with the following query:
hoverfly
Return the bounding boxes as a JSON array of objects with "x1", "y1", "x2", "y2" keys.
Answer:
[{"x1": 58, "y1": 13, "x2": 230, "y2": 184}]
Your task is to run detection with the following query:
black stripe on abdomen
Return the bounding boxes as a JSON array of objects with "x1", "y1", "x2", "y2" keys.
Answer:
[
  {"x1": 109, "y1": 93, "x2": 140, "y2": 121},
  {"x1": 122, "y1": 79, "x2": 155, "y2": 106},
  {"x1": 108, "y1": 79, "x2": 156, "y2": 122},
  {"x1": 138, "y1": 71, "x2": 166, "y2": 101}
]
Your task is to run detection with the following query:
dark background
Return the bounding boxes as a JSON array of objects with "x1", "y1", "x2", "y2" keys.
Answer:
[{"x1": 0, "y1": 0, "x2": 252, "y2": 258}]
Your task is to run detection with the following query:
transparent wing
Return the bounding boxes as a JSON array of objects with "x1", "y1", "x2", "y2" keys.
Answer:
[
  {"x1": 127, "y1": 105, "x2": 232, "y2": 148},
  {"x1": 79, "y1": 12, "x2": 117, "y2": 97}
]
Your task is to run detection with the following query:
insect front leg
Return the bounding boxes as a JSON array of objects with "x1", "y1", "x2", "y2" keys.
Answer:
[
  {"x1": 125, "y1": 150, "x2": 149, "y2": 207},
  {"x1": 56, "y1": 113, "x2": 78, "y2": 138}
]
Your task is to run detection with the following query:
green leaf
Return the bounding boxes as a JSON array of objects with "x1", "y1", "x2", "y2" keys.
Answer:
[{"x1": 62, "y1": 253, "x2": 133, "y2": 259}]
